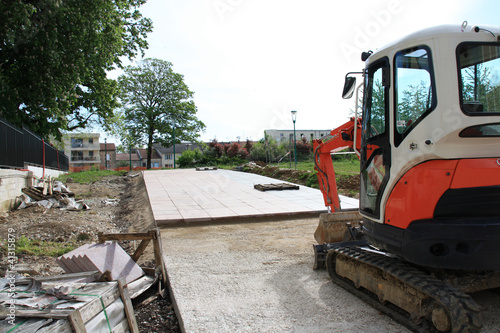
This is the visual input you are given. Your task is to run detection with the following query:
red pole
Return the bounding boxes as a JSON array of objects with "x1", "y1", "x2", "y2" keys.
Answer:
[{"x1": 42, "y1": 139, "x2": 46, "y2": 178}]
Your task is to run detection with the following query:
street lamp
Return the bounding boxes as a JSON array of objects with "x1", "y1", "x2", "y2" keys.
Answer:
[{"x1": 291, "y1": 110, "x2": 297, "y2": 170}]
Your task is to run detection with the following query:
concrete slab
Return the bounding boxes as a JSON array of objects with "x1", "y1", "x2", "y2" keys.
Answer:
[{"x1": 144, "y1": 169, "x2": 357, "y2": 224}]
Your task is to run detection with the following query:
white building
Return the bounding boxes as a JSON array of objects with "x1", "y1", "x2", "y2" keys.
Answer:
[{"x1": 264, "y1": 129, "x2": 331, "y2": 143}]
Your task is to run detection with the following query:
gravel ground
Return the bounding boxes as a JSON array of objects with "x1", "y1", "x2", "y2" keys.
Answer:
[
  {"x1": 161, "y1": 218, "x2": 409, "y2": 332},
  {"x1": 160, "y1": 217, "x2": 500, "y2": 332}
]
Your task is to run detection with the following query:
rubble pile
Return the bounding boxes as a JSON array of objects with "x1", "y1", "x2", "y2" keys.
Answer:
[{"x1": 18, "y1": 178, "x2": 89, "y2": 211}]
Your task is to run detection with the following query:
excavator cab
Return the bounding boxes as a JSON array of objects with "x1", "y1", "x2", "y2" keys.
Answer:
[{"x1": 346, "y1": 25, "x2": 500, "y2": 270}]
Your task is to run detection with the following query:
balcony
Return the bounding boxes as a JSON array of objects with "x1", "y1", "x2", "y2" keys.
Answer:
[{"x1": 71, "y1": 156, "x2": 100, "y2": 163}]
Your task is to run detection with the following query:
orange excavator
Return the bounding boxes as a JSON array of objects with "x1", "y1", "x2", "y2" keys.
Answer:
[{"x1": 312, "y1": 23, "x2": 500, "y2": 332}]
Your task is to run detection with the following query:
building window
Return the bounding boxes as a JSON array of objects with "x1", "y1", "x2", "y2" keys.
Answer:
[
  {"x1": 89, "y1": 151, "x2": 94, "y2": 157},
  {"x1": 89, "y1": 138, "x2": 93, "y2": 144},
  {"x1": 165, "y1": 154, "x2": 172, "y2": 160},
  {"x1": 71, "y1": 151, "x2": 83, "y2": 161},
  {"x1": 71, "y1": 138, "x2": 83, "y2": 148}
]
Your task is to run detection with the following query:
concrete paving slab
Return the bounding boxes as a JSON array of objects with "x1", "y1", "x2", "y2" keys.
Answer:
[{"x1": 144, "y1": 169, "x2": 357, "y2": 225}]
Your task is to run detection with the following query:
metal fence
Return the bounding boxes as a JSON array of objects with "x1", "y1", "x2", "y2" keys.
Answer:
[{"x1": 0, "y1": 119, "x2": 69, "y2": 171}]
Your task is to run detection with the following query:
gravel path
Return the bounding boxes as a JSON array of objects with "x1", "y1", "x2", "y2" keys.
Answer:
[{"x1": 161, "y1": 217, "x2": 409, "y2": 333}]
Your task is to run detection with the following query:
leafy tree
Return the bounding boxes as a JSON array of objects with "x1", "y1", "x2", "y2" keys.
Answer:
[
  {"x1": 244, "y1": 139, "x2": 253, "y2": 153},
  {"x1": 0, "y1": 0, "x2": 152, "y2": 140},
  {"x1": 178, "y1": 149, "x2": 202, "y2": 168},
  {"x1": 209, "y1": 139, "x2": 224, "y2": 158},
  {"x1": 118, "y1": 58, "x2": 206, "y2": 169},
  {"x1": 249, "y1": 136, "x2": 287, "y2": 163},
  {"x1": 226, "y1": 142, "x2": 241, "y2": 158},
  {"x1": 296, "y1": 137, "x2": 312, "y2": 158}
]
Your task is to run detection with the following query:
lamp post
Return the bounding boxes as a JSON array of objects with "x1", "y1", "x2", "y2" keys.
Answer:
[
  {"x1": 173, "y1": 123, "x2": 176, "y2": 169},
  {"x1": 291, "y1": 110, "x2": 297, "y2": 170}
]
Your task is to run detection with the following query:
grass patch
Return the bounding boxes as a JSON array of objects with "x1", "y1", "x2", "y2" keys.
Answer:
[
  {"x1": 272, "y1": 158, "x2": 360, "y2": 177},
  {"x1": 57, "y1": 169, "x2": 128, "y2": 184},
  {"x1": 10, "y1": 236, "x2": 78, "y2": 257}
]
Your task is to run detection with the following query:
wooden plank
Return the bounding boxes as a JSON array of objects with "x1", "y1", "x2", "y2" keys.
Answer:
[
  {"x1": 68, "y1": 310, "x2": 86, "y2": 333},
  {"x1": 98, "y1": 232, "x2": 154, "y2": 243},
  {"x1": 117, "y1": 278, "x2": 139, "y2": 333},
  {"x1": 131, "y1": 239, "x2": 151, "y2": 262},
  {"x1": 16, "y1": 271, "x2": 101, "y2": 284},
  {"x1": 0, "y1": 310, "x2": 74, "y2": 320},
  {"x1": 71, "y1": 283, "x2": 120, "y2": 324},
  {"x1": 38, "y1": 318, "x2": 73, "y2": 333},
  {"x1": 151, "y1": 229, "x2": 168, "y2": 285}
]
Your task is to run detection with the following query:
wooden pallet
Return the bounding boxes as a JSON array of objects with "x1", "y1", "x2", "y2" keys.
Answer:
[
  {"x1": 254, "y1": 183, "x2": 300, "y2": 191},
  {"x1": 0, "y1": 279, "x2": 138, "y2": 333},
  {"x1": 196, "y1": 167, "x2": 218, "y2": 171}
]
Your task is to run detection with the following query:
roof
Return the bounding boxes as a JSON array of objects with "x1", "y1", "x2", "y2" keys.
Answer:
[
  {"x1": 154, "y1": 142, "x2": 202, "y2": 154},
  {"x1": 369, "y1": 24, "x2": 500, "y2": 65},
  {"x1": 116, "y1": 153, "x2": 140, "y2": 161},
  {"x1": 100, "y1": 143, "x2": 116, "y2": 151},
  {"x1": 137, "y1": 148, "x2": 161, "y2": 160}
]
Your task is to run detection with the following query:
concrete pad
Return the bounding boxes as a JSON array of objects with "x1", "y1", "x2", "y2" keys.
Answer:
[{"x1": 144, "y1": 169, "x2": 357, "y2": 225}]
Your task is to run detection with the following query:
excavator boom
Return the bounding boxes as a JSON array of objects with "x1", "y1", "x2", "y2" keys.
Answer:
[{"x1": 313, "y1": 117, "x2": 361, "y2": 212}]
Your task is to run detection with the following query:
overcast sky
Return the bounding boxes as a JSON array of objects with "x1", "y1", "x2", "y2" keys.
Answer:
[{"x1": 109, "y1": 0, "x2": 500, "y2": 142}]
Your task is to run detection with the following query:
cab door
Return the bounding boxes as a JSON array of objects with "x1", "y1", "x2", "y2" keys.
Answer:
[{"x1": 360, "y1": 58, "x2": 391, "y2": 219}]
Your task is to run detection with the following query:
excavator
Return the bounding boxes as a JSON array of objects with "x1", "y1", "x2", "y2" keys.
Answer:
[{"x1": 312, "y1": 23, "x2": 500, "y2": 332}]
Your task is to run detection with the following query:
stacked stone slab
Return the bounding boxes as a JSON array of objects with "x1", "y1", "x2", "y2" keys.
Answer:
[{"x1": 57, "y1": 242, "x2": 144, "y2": 284}]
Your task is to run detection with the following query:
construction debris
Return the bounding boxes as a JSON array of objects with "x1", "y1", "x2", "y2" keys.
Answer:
[
  {"x1": 17, "y1": 178, "x2": 90, "y2": 211},
  {"x1": 254, "y1": 183, "x2": 300, "y2": 191}
]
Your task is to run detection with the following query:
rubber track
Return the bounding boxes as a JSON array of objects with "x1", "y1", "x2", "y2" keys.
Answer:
[{"x1": 327, "y1": 246, "x2": 482, "y2": 333}]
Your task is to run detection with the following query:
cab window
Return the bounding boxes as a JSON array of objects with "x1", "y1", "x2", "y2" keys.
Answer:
[
  {"x1": 394, "y1": 46, "x2": 436, "y2": 146},
  {"x1": 458, "y1": 42, "x2": 500, "y2": 115}
]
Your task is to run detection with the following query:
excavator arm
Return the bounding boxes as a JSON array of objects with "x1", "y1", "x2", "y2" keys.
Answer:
[{"x1": 313, "y1": 117, "x2": 361, "y2": 212}]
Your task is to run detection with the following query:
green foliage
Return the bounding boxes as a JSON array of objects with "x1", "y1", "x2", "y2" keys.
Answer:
[
  {"x1": 0, "y1": 0, "x2": 152, "y2": 140},
  {"x1": 177, "y1": 149, "x2": 202, "y2": 168},
  {"x1": 117, "y1": 58, "x2": 206, "y2": 169},
  {"x1": 57, "y1": 169, "x2": 127, "y2": 184},
  {"x1": 249, "y1": 136, "x2": 288, "y2": 163}
]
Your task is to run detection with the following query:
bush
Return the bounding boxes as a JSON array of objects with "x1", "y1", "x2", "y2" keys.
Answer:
[{"x1": 178, "y1": 149, "x2": 203, "y2": 168}]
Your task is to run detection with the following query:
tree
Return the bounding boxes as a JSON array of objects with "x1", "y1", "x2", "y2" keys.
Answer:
[
  {"x1": 118, "y1": 58, "x2": 206, "y2": 169},
  {"x1": 0, "y1": 0, "x2": 152, "y2": 140}
]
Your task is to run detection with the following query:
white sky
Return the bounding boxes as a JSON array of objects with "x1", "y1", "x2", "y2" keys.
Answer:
[{"x1": 108, "y1": 0, "x2": 499, "y2": 142}]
